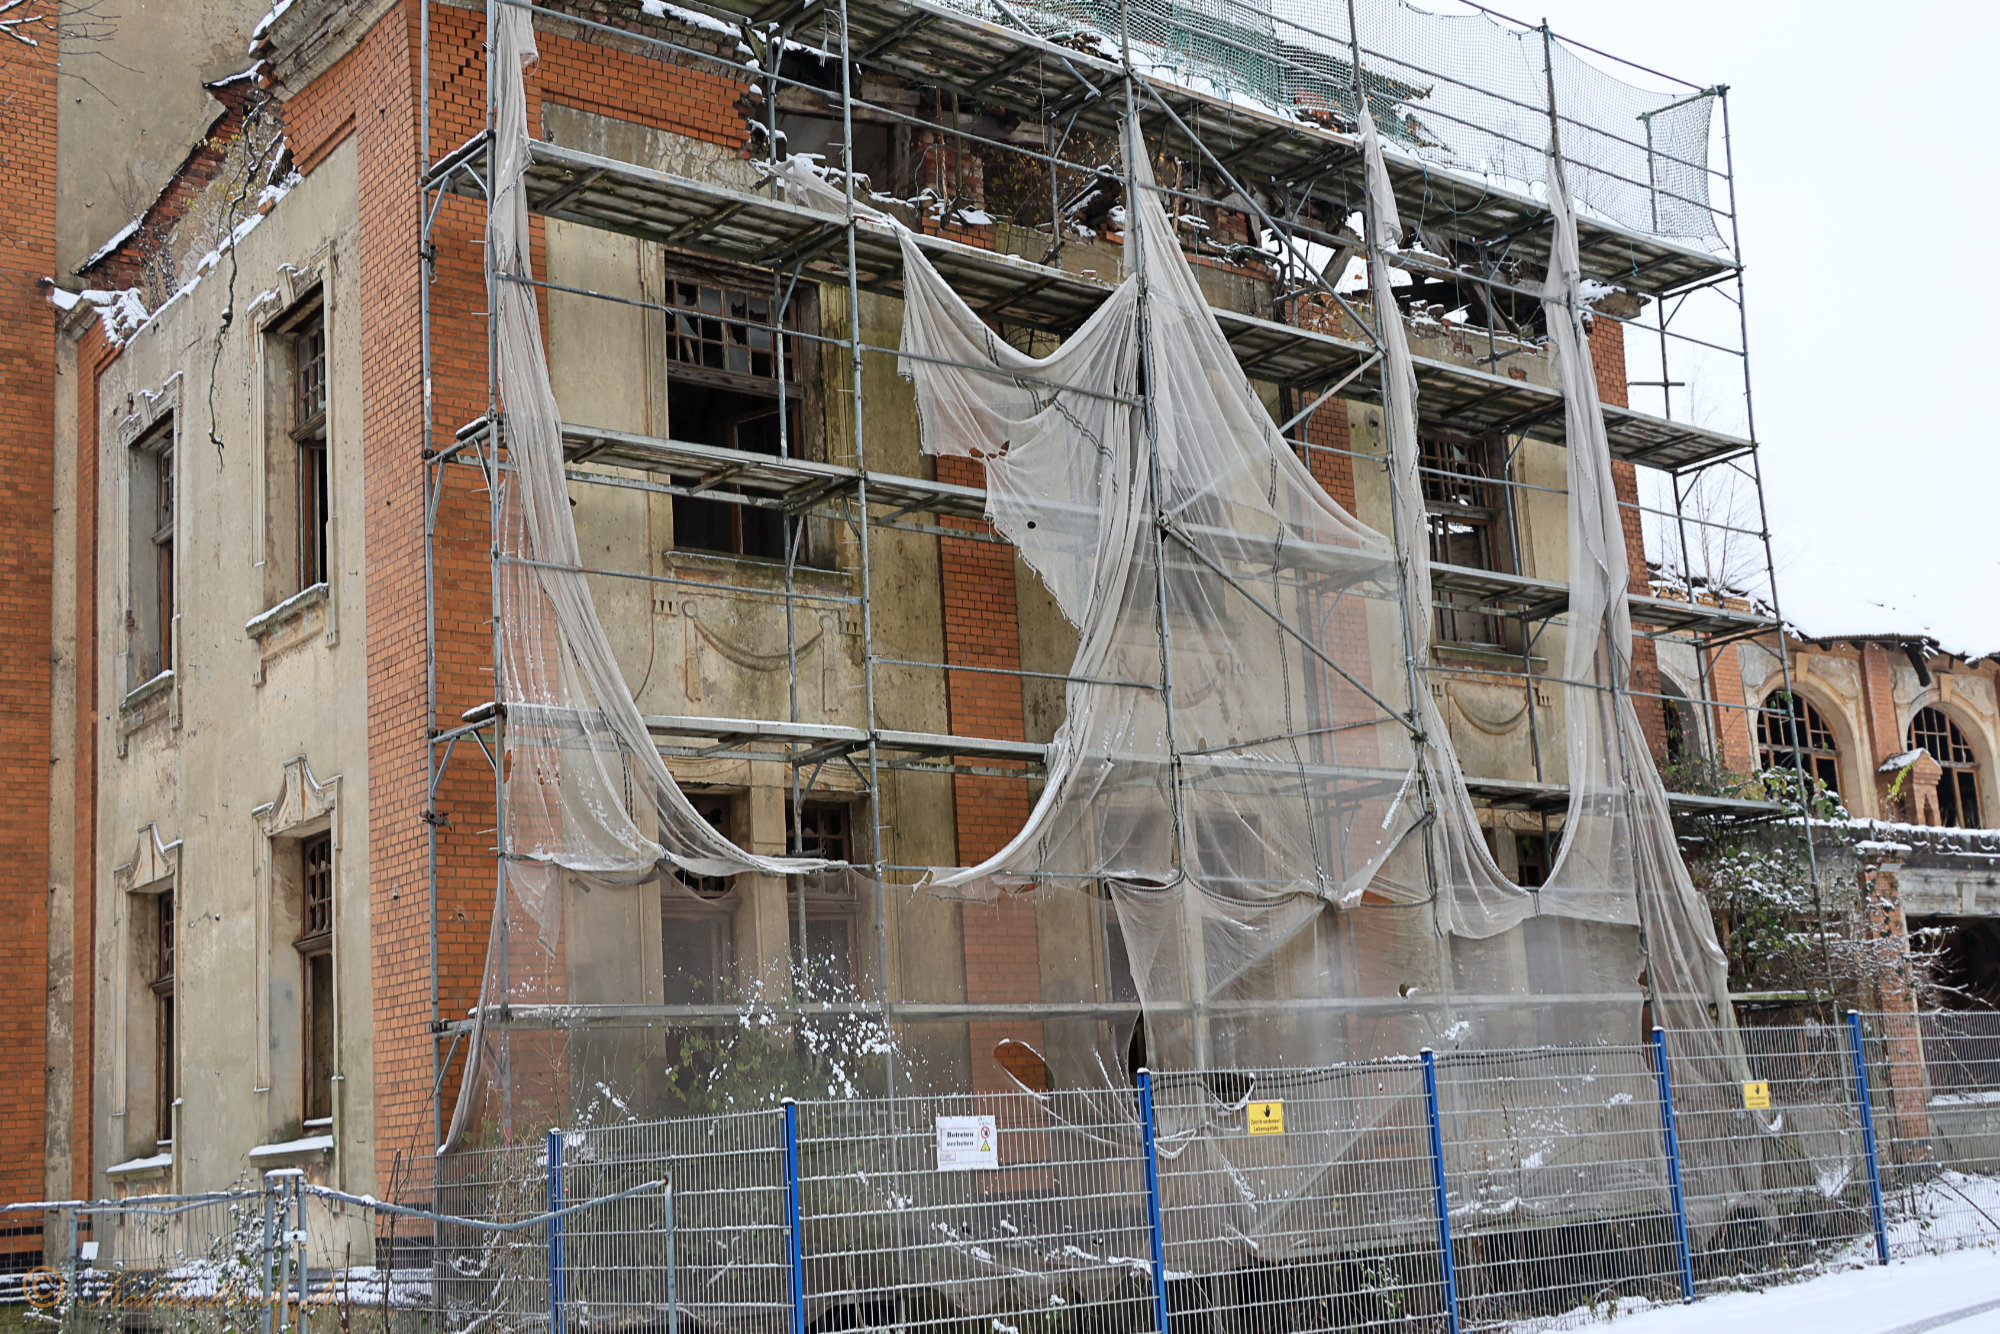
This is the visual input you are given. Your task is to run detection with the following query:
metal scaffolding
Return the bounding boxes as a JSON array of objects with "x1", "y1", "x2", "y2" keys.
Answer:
[{"x1": 412, "y1": 0, "x2": 1807, "y2": 1137}]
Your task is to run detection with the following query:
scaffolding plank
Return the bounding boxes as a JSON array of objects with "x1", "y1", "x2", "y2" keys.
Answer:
[
  {"x1": 1464, "y1": 776, "x2": 1782, "y2": 818},
  {"x1": 664, "y1": 0, "x2": 1735, "y2": 295},
  {"x1": 1431, "y1": 561, "x2": 1775, "y2": 635},
  {"x1": 447, "y1": 136, "x2": 1752, "y2": 471}
]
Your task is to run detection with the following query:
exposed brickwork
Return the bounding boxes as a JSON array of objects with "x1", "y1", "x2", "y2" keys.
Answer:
[
  {"x1": 1857, "y1": 645, "x2": 1905, "y2": 770},
  {"x1": 0, "y1": 4, "x2": 58, "y2": 1238},
  {"x1": 1587, "y1": 313, "x2": 1666, "y2": 755},
  {"x1": 279, "y1": 4, "x2": 478, "y2": 1178},
  {"x1": 71, "y1": 81, "x2": 276, "y2": 296},
  {"x1": 1293, "y1": 386, "x2": 1356, "y2": 513},
  {"x1": 934, "y1": 455, "x2": 1043, "y2": 1090},
  {"x1": 1703, "y1": 638, "x2": 1754, "y2": 773}
]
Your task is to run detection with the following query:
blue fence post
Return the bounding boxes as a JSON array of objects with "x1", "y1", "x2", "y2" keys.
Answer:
[
  {"x1": 1846, "y1": 1011, "x2": 1891, "y2": 1264},
  {"x1": 1420, "y1": 1050, "x2": 1461, "y2": 1334},
  {"x1": 1136, "y1": 1070, "x2": 1174, "y2": 1334},
  {"x1": 548, "y1": 1127, "x2": 564, "y2": 1334},
  {"x1": 782, "y1": 1100, "x2": 808, "y2": 1334},
  {"x1": 1649, "y1": 1028, "x2": 1696, "y2": 1302}
]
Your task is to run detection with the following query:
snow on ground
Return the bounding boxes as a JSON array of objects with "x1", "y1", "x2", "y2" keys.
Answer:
[{"x1": 1520, "y1": 1246, "x2": 2000, "y2": 1333}]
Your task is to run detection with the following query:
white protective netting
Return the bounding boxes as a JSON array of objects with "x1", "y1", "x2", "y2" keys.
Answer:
[
  {"x1": 933, "y1": 0, "x2": 1723, "y2": 246},
  {"x1": 898, "y1": 110, "x2": 1740, "y2": 1073},
  {"x1": 451, "y1": 6, "x2": 1750, "y2": 1160},
  {"x1": 448, "y1": 9, "x2": 825, "y2": 1147}
]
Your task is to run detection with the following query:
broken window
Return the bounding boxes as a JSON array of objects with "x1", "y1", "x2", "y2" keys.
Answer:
[
  {"x1": 1910, "y1": 706, "x2": 1983, "y2": 828},
  {"x1": 1514, "y1": 831, "x2": 1551, "y2": 888},
  {"x1": 1757, "y1": 691, "x2": 1839, "y2": 795},
  {"x1": 662, "y1": 276, "x2": 804, "y2": 562},
  {"x1": 1660, "y1": 676, "x2": 1694, "y2": 767},
  {"x1": 662, "y1": 794, "x2": 737, "y2": 1007},
  {"x1": 298, "y1": 832, "x2": 334, "y2": 1124},
  {"x1": 788, "y1": 801, "x2": 856, "y2": 999},
  {"x1": 152, "y1": 886, "x2": 176, "y2": 1146},
  {"x1": 1420, "y1": 429, "x2": 1508, "y2": 647},
  {"x1": 130, "y1": 418, "x2": 175, "y2": 685}
]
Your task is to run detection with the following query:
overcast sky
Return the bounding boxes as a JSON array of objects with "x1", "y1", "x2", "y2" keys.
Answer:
[{"x1": 1437, "y1": 0, "x2": 2000, "y2": 656}]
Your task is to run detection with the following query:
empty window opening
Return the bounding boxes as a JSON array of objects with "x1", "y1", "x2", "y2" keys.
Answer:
[
  {"x1": 1910, "y1": 706, "x2": 1982, "y2": 829},
  {"x1": 662, "y1": 276, "x2": 803, "y2": 562},
  {"x1": 1660, "y1": 676, "x2": 1700, "y2": 769},
  {"x1": 1757, "y1": 692, "x2": 1839, "y2": 795},
  {"x1": 1514, "y1": 831, "x2": 1551, "y2": 888},
  {"x1": 788, "y1": 801, "x2": 856, "y2": 999},
  {"x1": 297, "y1": 832, "x2": 334, "y2": 1124},
  {"x1": 663, "y1": 794, "x2": 737, "y2": 1007},
  {"x1": 1420, "y1": 430, "x2": 1509, "y2": 647}
]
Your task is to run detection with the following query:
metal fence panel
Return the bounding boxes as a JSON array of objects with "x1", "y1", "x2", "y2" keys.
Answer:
[
  {"x1": 1864, "y1": 1010, "x2": 2000, "y2": 1259},
  {"x1": 1150, "y1": 1063, "x2": 1450, "y2": 1334},
  {"x1": 1665, "y1": 1024, "x2": 1874, "y2": 1292},
  {"x1": 794, "y1": 1089, "x2": 1155, "y2": 1334},
  {"x1": 1432, "y1": 1045, "x2": 1682, "y2": 1329}
]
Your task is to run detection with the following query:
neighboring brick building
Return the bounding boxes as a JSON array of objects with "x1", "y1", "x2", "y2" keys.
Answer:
[
  {"x1": 0, "y1": 0, "x2": 61, "y2": 1269},
  {"x1": 11, "y1": 0, "x2": 1974, "y2": 1271}
]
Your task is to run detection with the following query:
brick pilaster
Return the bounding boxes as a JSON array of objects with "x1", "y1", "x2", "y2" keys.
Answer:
[{"x1": 935, "y1": 455, "x2": 1043, "y2": 1091}]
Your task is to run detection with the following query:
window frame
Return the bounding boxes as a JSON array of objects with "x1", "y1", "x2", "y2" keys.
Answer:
[
  {"x1": 277, "y1": 293, "x2": 331, "y2": 595},
  {"x1": 151, "y1": 886, "x2": 176, "y2": 1147},
  {"x1": 661, "y1": 265, "x2": 819, "y2": 564},
  {"x1": 787, "y1": 801, "x2": 859, "y2": 998},
  {"x1": 1757, "y1": 691, "x2": 1841, "y2": 795},
  {"x1": 1418, "y1": 426, "x2": 1512, "y2": 648},
  {"x1": 130, "y1": 417, "x2": 177, "y2": 685},
  {"x1": 1910, "y1": 705, "x2": 1983, "y2": 828},
  {"x1": 660, "y1": 793, "x2": 741, "y2": 1009},
  {"x1": 296, "y1": 831, "x2": 335, "y2": 1125}
]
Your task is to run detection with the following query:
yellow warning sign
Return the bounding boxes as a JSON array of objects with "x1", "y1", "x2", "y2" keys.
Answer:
[
  {"x1": 1742, "y1": 1080, "x2": 1772, "y2": 1110},
  {"x1": 1247, "y1": 1100, "x2": 1285, "y2": 1135}
]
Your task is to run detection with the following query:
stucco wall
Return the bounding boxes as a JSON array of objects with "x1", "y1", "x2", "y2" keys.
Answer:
[{"x1": 89, "y1": 136, "x2": 371, "y2": 1231}]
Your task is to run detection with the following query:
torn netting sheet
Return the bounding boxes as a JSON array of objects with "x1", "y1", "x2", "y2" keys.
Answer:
[
  {"x1": 900, "y1": 116, "x2": 1736, "y2": 1057},
  {"x1": 447, "y1": 8, "x2": 823, "y2": 1147},
  {"x1": 897, "y1": 117, "x2": 1780, "y2": 1223}
]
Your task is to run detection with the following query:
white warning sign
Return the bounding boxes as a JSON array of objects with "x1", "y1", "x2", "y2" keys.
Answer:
[{"x1": 935, "y1": 1114, "x2": 999, "y2": 1171}]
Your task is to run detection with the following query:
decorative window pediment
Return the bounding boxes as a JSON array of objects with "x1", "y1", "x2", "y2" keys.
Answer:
[
  {"x1": 256, "y1": 755, "x2": 339, "y2": 838},
  {"x1": 112, "y1": 824, "x2": 180, "y2": 895}
]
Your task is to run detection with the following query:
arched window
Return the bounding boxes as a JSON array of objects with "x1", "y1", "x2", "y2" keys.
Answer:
[
  {"x1": 1909, "y1": 706, "x2": 1983, "y2": 828},
  {"x1": 1758, "y1": 692, "x2": 1839, "y2": 794}
]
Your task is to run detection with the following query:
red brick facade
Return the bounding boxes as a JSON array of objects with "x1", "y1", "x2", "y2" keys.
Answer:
[{"x1": 0, "y1": 4, "x2": 59, "y2": 1237}]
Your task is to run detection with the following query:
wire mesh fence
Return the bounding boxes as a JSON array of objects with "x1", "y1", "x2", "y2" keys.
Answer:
[
  {"x1": 1665, "y1": 1022, "x2": 1877, "y2": 1295},
  {"x1": 10, "y1": 1015, "x2": 1998, "y2": 1334},
  {"x1": 1150, "y1": 1062, "x2": 1449, "y2": 1334},
  {"x1": 794, "y1": 1090, "x2": 1155, "y2": 1334},
  {"x1": 1433, "y1": 1044, "x2": 1685, "y2": 1329},
  {"x1": 1865, "y1": 1010, "x2": 2000, "y2": 1261}
]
